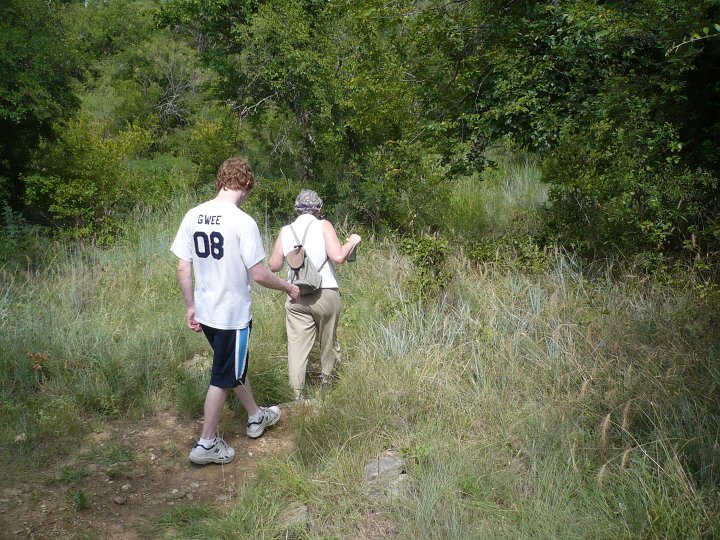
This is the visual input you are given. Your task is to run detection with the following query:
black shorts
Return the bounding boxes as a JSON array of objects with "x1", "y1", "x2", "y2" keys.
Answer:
[{"x1": 201, "y1": 321, "x2": 252, "y2": 388}]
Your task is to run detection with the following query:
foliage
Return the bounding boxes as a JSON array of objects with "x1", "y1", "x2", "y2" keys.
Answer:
[
  {"x1": 0, "y1": 0, "x2": 80, "y2": 208},
  {"x1": 0, "y1": 206, "x2": 49, "y2": 266},
  {"x1": 543, "y1": 115, "x2": 719, "y2": 256},
  {"x1": 24, "y1": 116, "x2": 153, "y2": 238},
  {"x1": 667, "y1": 21, "x2": 720, "y2": 54},
  {"x1": 8, "y1": 0, "x2": 211, "y2": 242},
  {"x1": 5, "y1": 0, "x2": 720, "y2": 261},
  {"x1": 455, "y1": 1, "x2": 720, "y2": 258},
  {"x1": 466, "y1": 234, "x2": 550, "y2": 275},
  {"x1": 66, "y1": 0, "x2": 214, "y2": 134},
  {"x1": 72, "y1": 490, "x2": 90, "y2": 511},
  {"x1": 243, "y1": 174, "x2": 304, "y2": 226},
  {"x1": 175, "y1": 113, "x2": 236, "y2": 183},
  {"x1": 399, "y1": 234, "x2": 450, "y2": 302},
  {"x1": 156, "y1": 0, "x2": 720, "y2": 258},
  {"x1": 157, "y1": 0, "x2": 455, "y2": 229}
]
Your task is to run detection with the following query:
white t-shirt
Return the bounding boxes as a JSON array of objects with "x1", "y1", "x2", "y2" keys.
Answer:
[
  {"x1": 280, "y1": 214, "x2": 339, "y2": 289},
  {"x1": 171, "y1": 199, "x2": 265, "y2": 329}
]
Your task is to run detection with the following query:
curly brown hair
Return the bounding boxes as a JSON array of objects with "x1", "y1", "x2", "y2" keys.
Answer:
[{"x1": 216, "y1": 157, "x2": 254, "y2": 192}]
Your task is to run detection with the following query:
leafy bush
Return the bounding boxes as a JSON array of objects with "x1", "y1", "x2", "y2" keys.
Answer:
[
  {"x1": 0, "y1": 0, "x2": 79, "y2": 208},
  {"x1": 243, "y1": 174, "x2": 304, "y2": 227},
  {"x1": 125, "y1": 154, "x2": 196, "y2": 207},
  {"x1": 400, "y1": 234, "x2": 451, "y2": 302},
  {"x1": 542, "y1": 92, "x2": 720, "y2": 259},
  {"x1": 466, "y1": 234, "x2": 550, "y2": 275},
  {"x1": 0, "y1": 205, "x2": 48, "y2": 266},
  {"x1": 353, "y1": 141, "x2": 451, "y2": 231},
  {"x1": 176, "y1": 116, "x2": 236, "y2": 184},
  {"x1": 24, "y1": 116, "x2": 153, "y2": 238}
]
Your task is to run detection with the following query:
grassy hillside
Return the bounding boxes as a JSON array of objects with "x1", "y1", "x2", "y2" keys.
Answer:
[{"x1": 1, "y1": 160, "x2": 718, "y2": 538}]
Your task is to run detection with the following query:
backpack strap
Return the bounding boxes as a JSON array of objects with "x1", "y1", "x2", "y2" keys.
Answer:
[
  {"x1": 289, "y1": 219, "x2": 328, "y2": 271},
  {"x1": 300, "y1": 221, "x2": 313, "y2": 245},
  {"x1": 288, "y1": 221, "x2": 314, "y2": 247},
  {"x1": 289, "y1": 223, "x2": 302, "y2": 247}
]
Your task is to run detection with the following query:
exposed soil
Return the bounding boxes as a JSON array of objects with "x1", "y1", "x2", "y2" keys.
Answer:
[{"x1": 0, "y1": 406, "x2": 298, "y2": 539}]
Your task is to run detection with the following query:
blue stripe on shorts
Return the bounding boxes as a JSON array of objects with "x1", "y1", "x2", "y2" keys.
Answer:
[{"x1": 235, "y1": 326, "x2": 249, "y2": 384}]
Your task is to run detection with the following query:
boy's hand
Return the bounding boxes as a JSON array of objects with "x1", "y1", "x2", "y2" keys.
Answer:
[
  {"x1": 186, "y1": 307, "x2": 202, "y2": 332},
  {"x1": 287, "y1": 283, "x2": 300, "y2": 303}
]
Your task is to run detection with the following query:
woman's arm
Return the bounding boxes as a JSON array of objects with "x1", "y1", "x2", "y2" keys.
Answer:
[
  {"x1": 268, "y1": 233, "x2": 285, "y2": 272},
  {"x1": 323, "y1": 220, "x2": 361, "y2": 264}
]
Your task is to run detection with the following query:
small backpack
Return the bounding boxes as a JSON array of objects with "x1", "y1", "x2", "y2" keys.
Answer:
[{"x1": 285, "y1": 221, "x2": 328, "y2": 295}]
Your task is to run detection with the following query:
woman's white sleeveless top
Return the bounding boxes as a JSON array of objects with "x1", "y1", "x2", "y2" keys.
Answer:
[{"x1": 280, "y1": 214, "x2": 339, "y2": 289}]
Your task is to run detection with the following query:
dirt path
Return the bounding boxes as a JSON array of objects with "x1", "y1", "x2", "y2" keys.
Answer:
[{"x1": 0, "y1": 406, "x2": 298, "y2": 539}]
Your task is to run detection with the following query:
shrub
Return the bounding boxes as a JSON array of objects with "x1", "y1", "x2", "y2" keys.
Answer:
[
  {"x1": 400, "y1": 234, "x2": 451, "y2": 302},
  {"x1": 24, "y1": 116, "x2": 153, "y2": 238}
]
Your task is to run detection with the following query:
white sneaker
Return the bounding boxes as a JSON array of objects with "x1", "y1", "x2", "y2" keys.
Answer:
[
  {"x1": 246, "y1": 406, "x2": 281, "y2": 438},
  {"x1": 188, "y1": 436, "x2": 235, "y2": 465}
]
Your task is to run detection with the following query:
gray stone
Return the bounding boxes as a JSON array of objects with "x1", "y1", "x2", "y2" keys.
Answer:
[
  {"x1": 277, "y1": 502, "x2": 310, "y2": 532},
  {"x1": 363, "y1": 455, "x2": 405, "y2": 480},
  {"x1": 363, "y1": 454, "x2": 407, "y2": 499},
  {"x1": 113, "y1": 496, "x2": 126, "y2": 505},
  {"x1": 170, "y1": 488, "x2": 186, "y2": 499}
]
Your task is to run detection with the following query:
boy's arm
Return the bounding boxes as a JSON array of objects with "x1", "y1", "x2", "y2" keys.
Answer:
[
  {"x1": 249, "y1": 262, "x2": 300, "y2": 303},
  {"x1": 177, "y1": 259, "x2": 201, "y2": 332}
]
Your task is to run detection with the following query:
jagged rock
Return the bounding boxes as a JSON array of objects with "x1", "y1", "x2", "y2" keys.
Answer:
[{"x1": 363, "y1": 454, "x2": 407, "y2": 499}]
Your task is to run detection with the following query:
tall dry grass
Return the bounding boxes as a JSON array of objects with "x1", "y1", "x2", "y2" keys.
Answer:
[
  {"x1": 143, "y1": 235, "x2": 719, "y2": 538},
  {"x1": 1, "y1": 162, "x2": 718, "y2": 537}
]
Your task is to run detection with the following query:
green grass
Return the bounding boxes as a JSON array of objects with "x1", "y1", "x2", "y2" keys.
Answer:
[
  {"x1": 149, "y1": 503, "x2": 219, "y2": 537},
  {"x1": 2, "y1": 164, "x2": 719, "y2": 537},
  {"x1": 445, "y1": 146, "x2": 548, "y2": 239}
]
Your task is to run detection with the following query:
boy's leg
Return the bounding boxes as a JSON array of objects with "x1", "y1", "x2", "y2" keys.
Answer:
[
  {"x1": 190, "y1": 385, "x2": 235, "y2": 465},
  {"x1": 200, "y1": 323, "x2": 256, "y2": 435},
  {"x1": 200, "y1": 385, "x2": 229, "y2": 440},
  {"x1": 233, "y1": 378, "x2": 260, "y2": 417}
]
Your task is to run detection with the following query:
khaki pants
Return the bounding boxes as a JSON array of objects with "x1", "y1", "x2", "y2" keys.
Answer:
[{"x1": 285, "y1": 288, "x2": 341, "y2": 398}]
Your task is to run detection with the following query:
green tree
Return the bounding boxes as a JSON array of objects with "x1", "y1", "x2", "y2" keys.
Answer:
[
  {"x1": 403, "y1": 0, "x2": 720, "y2": 256},
  {"x1": 0, "y1": 0, "x2": 79, "y2": 208},
  {"x1": 24, "y1": 116, "x2": 153, "y2": 237}
]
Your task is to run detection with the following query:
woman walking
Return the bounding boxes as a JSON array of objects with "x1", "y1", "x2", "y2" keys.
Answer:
[{"x1": 269, "y1": 190, "x2": 361, "y2": 400}]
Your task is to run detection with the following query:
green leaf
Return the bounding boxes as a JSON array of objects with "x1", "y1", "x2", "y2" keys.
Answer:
[{"x1": 714, "y1": 23, "x2": 720, "y2": 32}]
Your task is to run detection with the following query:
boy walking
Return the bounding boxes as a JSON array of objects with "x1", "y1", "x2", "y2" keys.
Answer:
[{"x1": 171, "y1": 157, "x2": 300, "y2": 464}]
